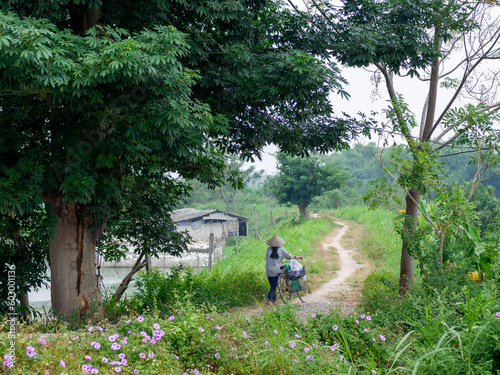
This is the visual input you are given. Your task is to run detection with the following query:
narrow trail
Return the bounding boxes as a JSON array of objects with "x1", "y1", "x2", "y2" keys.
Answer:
[{"x1": 243, "y1": 220, "x2": 366, "y2": 320}]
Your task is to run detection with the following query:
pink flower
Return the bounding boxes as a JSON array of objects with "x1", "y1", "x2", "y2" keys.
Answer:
[
  {"x1": 26, "y1": 345, "x2": 36, "y2": 357},
  {"x1": 111, "y1": 343, "x2": 121, "y2": 351},
  {"x1": 380, "y1": 335, "x2": 386, "y2": 342},
  {"x1": 153, "y1": 323, "x2": 160, "y2": 329},
  {"x1": 37, "y1": 337, "x2": 47, "y2": 345},
  {"x1": 360, "y1": 314, "x2": 365, "y2": 319},
  {"x1": 199, "y1": 327, "x2": 204, "y2": 333},
  {"x1": 366, "y1": 316, "x2": 372, "y2": 321},
  {"x1": 108, "y1": 334, "x2": 119, "y2": 342},
  {"x1": 139, "y1": 352, "x2": 146, "y2": 359},
  {"x1": 137, "y1": 316, "x2": 144, "y2": 322},
  {"x1": 114, "y1": 367, "x2": 121, "y2": 372},
  {"x1": 332, "y1": 325, "x2": 338, "y2": 331},
  {"x1": 60, "y1": 359, "x2": 66, "y2": 368},
  {"x1": 168, "y1": 315, "x2": 175, "y2": 321},
  {"x1": 311, "y1": 313, "x2": 316, "y2": 318},
  {"x1": 85, "y1": 355, "x2": 92, "y2": 360}
]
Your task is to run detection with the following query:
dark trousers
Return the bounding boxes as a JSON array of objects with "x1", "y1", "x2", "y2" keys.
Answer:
[{"x1": 267, "y1": 276, "x2": 279, "y2": 302}]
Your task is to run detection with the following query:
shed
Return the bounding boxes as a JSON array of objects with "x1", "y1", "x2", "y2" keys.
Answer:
[{"x1": 171, "y1": 208, "x2": 248, "y2": 245}]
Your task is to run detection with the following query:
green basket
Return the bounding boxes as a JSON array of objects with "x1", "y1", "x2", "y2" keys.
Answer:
[{"x1": 290, "y1": 279, "x2": 302, "y2": 291}]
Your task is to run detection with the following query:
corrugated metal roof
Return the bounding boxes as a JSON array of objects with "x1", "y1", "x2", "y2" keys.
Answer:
[{"x1": 171, "y1": 208, "x2": 248, "y2": 223}]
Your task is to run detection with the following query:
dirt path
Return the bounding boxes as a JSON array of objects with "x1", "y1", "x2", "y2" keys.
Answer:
[{"x1": 243, "y1": 220, "x2": 368, "y2": 320}]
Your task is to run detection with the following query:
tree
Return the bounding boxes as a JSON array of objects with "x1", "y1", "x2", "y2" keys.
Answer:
[
  {"x1": 0, "y1": 1, "x2": 369, "y2": 317},
  {"x1": 219, "y1": 156, "x2": 265, "y2": 213},
  {"x1": 265, "y1": 152, "x2": 349, "y2": 217},
  {"x1": 296, "y1": 0, "x2": 500, "y2": 291}
]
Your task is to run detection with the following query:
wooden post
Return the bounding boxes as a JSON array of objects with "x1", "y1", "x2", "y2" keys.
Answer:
[
  {"x1": 208, "y1": 233, "x2": 214, "y2": 271},
  {"x1": 253, "y1": 228, "x2": 261, "y2": 240},
  {"x1": 261, "y1": 191, "x2": 276, "y2": 227},
  {"x1": 254, "y1": 204, "x2": 261, "y2": 240}
]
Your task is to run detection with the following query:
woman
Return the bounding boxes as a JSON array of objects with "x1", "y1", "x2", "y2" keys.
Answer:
[{"x1": 265, "y1": 235, "x2": 303, "y2": 304}]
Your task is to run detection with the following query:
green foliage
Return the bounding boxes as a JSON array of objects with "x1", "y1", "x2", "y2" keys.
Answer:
[
  {"x1": 468, "y1": 184, "x2": 500, "y2": 238},
  {"x1": 315, "y1": 0, "x2": 479, "y2": 75},
  {"x1": 336, "y1": 205, "x2": 500, "y2": 374},
  {"x1": 266, "y1": 152, "x2": 350, "y2": 209},
  {"x1": 0, "y1": 207, "x2": 55, "y2": 315},
  {"x1": 132, "y1": 266, "x2": 266, "y2": 314}
]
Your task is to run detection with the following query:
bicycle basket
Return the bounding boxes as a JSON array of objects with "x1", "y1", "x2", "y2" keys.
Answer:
[{"x1": 287, "y1": 266, "x2": 306, "y2": 280}]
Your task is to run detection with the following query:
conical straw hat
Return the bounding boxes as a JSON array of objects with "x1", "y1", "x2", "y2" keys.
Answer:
[{"x1": 266, "y1": 235, "x2": 286, "y2": 247}]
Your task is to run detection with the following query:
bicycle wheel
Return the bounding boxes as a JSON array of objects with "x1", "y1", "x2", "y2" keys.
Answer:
[
  {"x1": 278, "y1": 274, "x2": 291, "y2": 303},
  {"x1": 296, "y1": 275, "x2": 308, "y2": 303}
]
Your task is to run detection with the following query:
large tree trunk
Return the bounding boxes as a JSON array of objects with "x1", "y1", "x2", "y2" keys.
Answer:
[
  {"x1": 298, "y1": 205, "x2": 309, "y2": 218},
  {"x1": 399, "y1": 188, "x2": 419, "y2": 293},
  {"x1": 44, "y1": 193, "x2": 102, "y2": 318}
]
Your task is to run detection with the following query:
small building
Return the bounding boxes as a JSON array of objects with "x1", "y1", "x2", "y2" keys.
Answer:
[
  {"x1": 102, "y1": 208, "x2": 248, "y2": 269},
  {"x1": 166, "y1": 208, "x2": 249, "y2": 266},
  {"x1": 172, "y1": 208, "x2": 248, "y2": 244}
]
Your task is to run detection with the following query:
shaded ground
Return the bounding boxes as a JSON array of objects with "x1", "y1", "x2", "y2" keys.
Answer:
[{"x1": 243, "y1": 219, "x2": 370, "y2": 320}]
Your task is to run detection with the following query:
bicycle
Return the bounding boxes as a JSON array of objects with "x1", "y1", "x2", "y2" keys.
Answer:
[{"x1": 277, "y1": 264, "x2": 308, "y2": 303}]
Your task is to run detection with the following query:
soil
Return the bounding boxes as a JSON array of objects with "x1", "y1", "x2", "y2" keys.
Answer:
[{"x1": 241, "y1": 219, "x2": 370, "y2": 320}]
